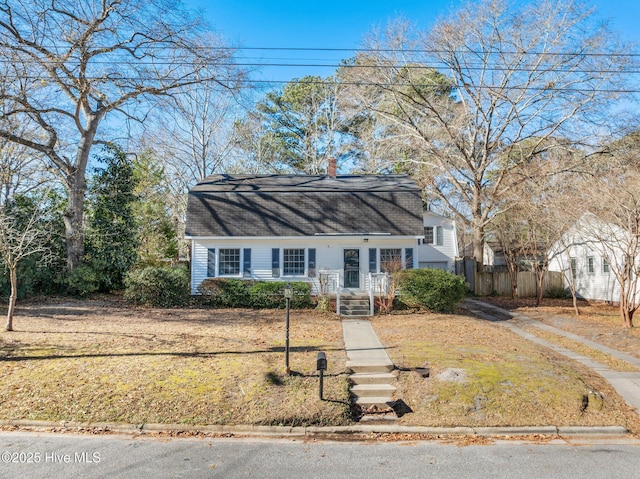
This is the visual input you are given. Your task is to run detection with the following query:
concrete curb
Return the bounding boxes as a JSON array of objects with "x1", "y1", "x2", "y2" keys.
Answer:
[{"x1": 0, "y1": 420, "x2": 629, "y2": 438}]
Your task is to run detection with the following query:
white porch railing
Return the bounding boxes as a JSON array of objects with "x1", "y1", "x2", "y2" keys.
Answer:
[
  {"x1": 368, "y1": 272, "x2": 390, "y2": 316},
  {"x1": 317, "y1": 270, "x2": 341, "y2": 314},
  {"x1": 317, "y1": 270, "x2": 390, "y2": 316}
]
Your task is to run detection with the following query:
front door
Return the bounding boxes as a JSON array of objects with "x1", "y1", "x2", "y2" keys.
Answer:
[{"x1": 344, "y1": 248, "x2": 360, "y2": 289}]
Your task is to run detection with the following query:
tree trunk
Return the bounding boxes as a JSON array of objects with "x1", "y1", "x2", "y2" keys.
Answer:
[
  {"x1": 620, "y1": 294, "x2": 634, "y2": 328},
  {"x1": 63, "y1": 172, "x2": 86, "y2": 271},
  {"x1": 62, "y1": 117, "x2": 99, "y2": 271},
  {"x1": 472, "y1": 224, "x2": 484, "y2": 269},
  {"x1": 5, "y1": 266, "x2": 17, "y2": 332}
]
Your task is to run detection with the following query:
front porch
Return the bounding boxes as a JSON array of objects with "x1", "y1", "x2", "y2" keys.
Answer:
[{"x1": 317, "y1": 271, "x2": 390, "y2": 317}]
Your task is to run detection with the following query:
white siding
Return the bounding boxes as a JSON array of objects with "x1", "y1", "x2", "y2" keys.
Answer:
[
  {"x1": 417, "y1": 212, "x2": 458, "y2": 273},
  {"x1": 548, "y1": 216, "x2": 640, "y2": 303},
  {"x1": 190, "y1": 236, "x2": 420, "y2": 294}
]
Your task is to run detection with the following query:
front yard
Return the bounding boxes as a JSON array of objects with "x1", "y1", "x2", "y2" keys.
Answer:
[{"x1": 0, "y1": 297, "x2": 638, "y2": 433}]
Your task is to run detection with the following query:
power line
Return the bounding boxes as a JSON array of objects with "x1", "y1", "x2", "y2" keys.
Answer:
[{"x1": 1, "y1": 73, "x2": 639, "y2": 93}]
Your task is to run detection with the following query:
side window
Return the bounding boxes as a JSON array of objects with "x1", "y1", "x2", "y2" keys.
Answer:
[
  {"x1": 587, "y1": 256, "x2": 595, "y2": 274},
  {"x1": 424, "y1": 227, "x2": 434, "y2": 244}
]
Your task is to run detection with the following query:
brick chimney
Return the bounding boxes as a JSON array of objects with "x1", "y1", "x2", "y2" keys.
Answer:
[{"x1": 327, "y1": 157, "x2": 337, "y2": 178}]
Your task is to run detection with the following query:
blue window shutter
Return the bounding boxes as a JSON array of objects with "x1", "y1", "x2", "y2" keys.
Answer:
[
  {"x1": 243, "y1": 248, "x2": 251, "y2": 278},
  {"x1": 207, "y1": 248, "x2": 216, "y2": 277},
  {"x1": 272, "y1": 248, "x2": 280, "y2": 277},
  {"x1": 405, "y1": 248, "x2": 414, "y2": 269},
  {"x1": 369, "y1": 248, "x2": 377, "y2": 273},
  {"x1": 308, "y1": 248, "x2": 316, "y2": 277}
]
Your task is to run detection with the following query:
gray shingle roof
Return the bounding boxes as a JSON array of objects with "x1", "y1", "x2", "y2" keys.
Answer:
[{"x1": 185, "y1": 174, "x2": 424, "y2": 237}]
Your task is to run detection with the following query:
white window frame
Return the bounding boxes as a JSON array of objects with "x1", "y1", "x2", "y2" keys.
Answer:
[
  {"x1": 283, "y1": 248, "x2": 306, "y2": 277},
  {"x1": 587, "y1": 256, "x2": 595, "y2": 274},
  {"x1": 603, "y1": 257, "x2": 611, "y2": 274},
  {"x1": 218, "y1": 248, "x2": 242, "y2": 277},
  {"x1": 424, "y1": 226, "x2": 443, "y2": 245}
]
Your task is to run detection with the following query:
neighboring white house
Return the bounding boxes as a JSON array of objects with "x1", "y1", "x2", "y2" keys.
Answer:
[
  {"x1": 548, "y1": 213, "x2": 640, "y2": 303},
  {"x1": 417, "y1": 211, "x2": 458, "y2": 273},
  {"x1": 184, "y1": 169, "x2": 424, "y2": 300}
]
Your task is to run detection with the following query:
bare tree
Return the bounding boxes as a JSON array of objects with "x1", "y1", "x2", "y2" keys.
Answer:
[
  {"x1": 582, "y1": 152, "x2": 640, "y2": 327},
  {"x1": 0, "y1": 0, "x2": 242, "y2": 270},
  {"x1": 0, "y1": 198, "x2": 51, "y2": 331},
  {"x1": 346, "y1": 0, "x2": 632, "y2": 264}
]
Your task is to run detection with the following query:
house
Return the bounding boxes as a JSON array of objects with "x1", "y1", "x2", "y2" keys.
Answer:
[
  {"x1": 185, "y1": 168, "x2": 424, "y2": 303},
  {"x1": 548, "y1": 213, "x2": 639, "y2": 303},
  {"x1": 417, "y1": 211, "x2": 458, "y2": 273}
]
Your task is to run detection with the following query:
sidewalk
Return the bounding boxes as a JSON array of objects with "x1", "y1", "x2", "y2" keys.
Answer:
[{"x1": 464, "y1": 299, "x2": 640, "y2": 415}]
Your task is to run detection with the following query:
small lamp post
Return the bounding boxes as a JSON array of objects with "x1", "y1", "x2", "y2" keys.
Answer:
[{"x1": 284, "y1": 282, "x2": 293, "y2": 375}]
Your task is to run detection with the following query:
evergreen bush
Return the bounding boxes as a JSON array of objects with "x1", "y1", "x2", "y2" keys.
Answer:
[
  {"x1": 398, "y1": 268, "x2": 467, "y2": 313},
  {"x1": 197, "y1": 278, "x2": 313, "y2": 309},
  {"x1": 124, "y1": 265, "x2": 190, "y2": 307}
]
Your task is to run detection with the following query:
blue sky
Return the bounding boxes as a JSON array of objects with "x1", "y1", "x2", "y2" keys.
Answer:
[{"x1": 187, "y1": 0, "x2": 640, "y2": 84}]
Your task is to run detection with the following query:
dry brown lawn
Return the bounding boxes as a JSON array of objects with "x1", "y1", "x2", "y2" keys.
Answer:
[
  {"x1": 479, "y1": 297, "x2": 640, "y2": 361},
  {"x1": 1, "y1": 296, "x2": 638, "y2": 432},
  {"x1": 0, "y1": 298, "x2": 351, "y2": 426},
  {"x1": 371, "y1": 309, "x2": 639, "y2": 432}
]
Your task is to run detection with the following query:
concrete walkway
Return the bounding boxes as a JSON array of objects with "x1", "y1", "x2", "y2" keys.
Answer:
[
  {"x1": 465, "y1": 299, "x2": 640, "y2": 415},
  {"x1": 342, "y1": 319, "x2": 394, "y2": 371},
  {"x1": 342, "y1": 319, "x2": 396, "y2": 409}
]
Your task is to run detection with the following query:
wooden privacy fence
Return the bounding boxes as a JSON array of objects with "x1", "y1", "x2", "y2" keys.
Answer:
[{"x1": 474, "y1": 271, "x2": 563, "y2": 297}]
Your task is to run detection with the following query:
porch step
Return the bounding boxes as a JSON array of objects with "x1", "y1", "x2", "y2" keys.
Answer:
[{"x1": 339, "y1": 296, "x2": 371, "y2": 317}]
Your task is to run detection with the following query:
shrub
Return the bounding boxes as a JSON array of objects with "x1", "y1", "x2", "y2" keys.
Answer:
[
  {"x1": 65, "y1": 263, "x2": 103, "y2": 297},
  {"x1": 545, "y1": 286, "x2": 570, "y2": 299},
  {"x1": 197, "y1": 278, "x2": 313, "y2": 309},
  {"x1": 124, "y1": 266, "x2": 190, "y2": 307},
  {"x1": 398, "y1": 268, "x2": 467, "y2": 313}
]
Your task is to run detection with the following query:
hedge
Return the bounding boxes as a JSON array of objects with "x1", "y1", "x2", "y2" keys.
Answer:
[
  {"x1": 197, "y1": 278, "x2": 314, "y2": 309},
  {"x1": 397, "y1": 268, "x2": 467, "y2": 313},
  {"x1": 124, "y1": 265, "x2": 190, "y2": 307}
]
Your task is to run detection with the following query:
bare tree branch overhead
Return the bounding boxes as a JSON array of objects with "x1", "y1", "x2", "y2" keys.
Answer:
[
  {"x1": 0, "y1": 0, "x2": 244, "y2": 270},
  {"x1": 345, "y1": 0, "x2": 634, "y2": 264}
]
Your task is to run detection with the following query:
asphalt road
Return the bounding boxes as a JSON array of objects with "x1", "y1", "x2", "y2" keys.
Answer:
[{"x1": 1, "y1": 432, "x2": 640, "y2": 479}]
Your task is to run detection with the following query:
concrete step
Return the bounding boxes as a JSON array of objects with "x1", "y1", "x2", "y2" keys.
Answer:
[
  {"x1": 346, "y1": 360, "x2": 395, "y2": 374},
  {"x1": 341, "y1": 299, "x2": 369, "y2": 306},
  {"x1": 350, "y1": 383, "x2": 396, "y2": 397},
  {"x1": 349, "y1": 372, "x2": 397, "y2": 385},
  {"x1": 353, "y1": 396, "x2": 394, "y2": 408}
]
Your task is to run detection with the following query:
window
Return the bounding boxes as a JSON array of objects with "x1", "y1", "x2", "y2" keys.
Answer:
[
  {"x1": 219, "y1": 248, "x2": 240, "y2": 276},
  {"x1": 570, "y1": 257, "x2": 577, "y2": 279},
  {"x1": 603, "y1": 258, "x2": 610, "y2": 274},
  {"x1": 587, "y1": 256, "x2": 595, "y2": 274},
  {"x1": 380, "y1": 248, "x2": 402, "y2": 272},
  {"x1": 283, "y1": 248, "x2": 305, "y2": 276},
  {"x1": 424, "y1": 227, "x2": 434, "y2": 244},
  {"x1": 424, "y1": 226, "x2": 443, "y2": 245}
]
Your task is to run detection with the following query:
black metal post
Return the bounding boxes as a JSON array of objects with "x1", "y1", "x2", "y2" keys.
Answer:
[
  {"x1": 319, "y1": 369, "x2": 324, "y2": 400},
  {"x1": 285, "y1": 295, "x2": 290, "y2": 375}
]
